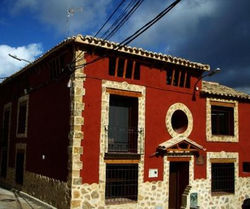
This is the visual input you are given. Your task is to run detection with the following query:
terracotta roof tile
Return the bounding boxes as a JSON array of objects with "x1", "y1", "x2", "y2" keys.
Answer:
[
  {"x1": 2, "y1": 34, "x2": 210, "y2": 84},
  {"x1": 202, "y1": 81, "x2": 250, "y2": 100}
]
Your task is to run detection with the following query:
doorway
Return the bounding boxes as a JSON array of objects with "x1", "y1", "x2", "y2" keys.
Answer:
[
  {"x1": 169, "y1": 162, "x2": 189, "y2": 209},
  {"x1": 15, "y1": 151, "x2": 25, "y2": 185}
]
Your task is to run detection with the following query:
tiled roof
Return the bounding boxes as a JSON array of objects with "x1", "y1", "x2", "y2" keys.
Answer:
[
  {"x1": 202, "y1": 81, "x2": 250, "y2": 100},
  {"x1": 158, "y1": 135, "x2": 206, "y2": 151},
  {"x1": 75, "y1": 35, "x2": 210, "y2": 71},
  {"x1": 1, "y1": 34, "x2": 210, "y2": 84}
]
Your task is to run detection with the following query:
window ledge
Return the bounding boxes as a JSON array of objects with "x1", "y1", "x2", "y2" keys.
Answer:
[
  {"x1": 104, "y1": 153, "x2": 141, "y2": 160},
  {"x1": 105, "y1": 198, "x2": 137, "y2": 205},
  {"x1": 211, "y1": 192, "x2": 234, "y2": 196}
]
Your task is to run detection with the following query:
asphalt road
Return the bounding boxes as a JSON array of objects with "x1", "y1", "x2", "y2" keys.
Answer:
[{"x1": 0, "y1": 187, "x2": 52, "y2": 209}]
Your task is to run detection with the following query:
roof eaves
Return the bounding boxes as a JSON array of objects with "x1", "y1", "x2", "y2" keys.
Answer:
[{"x1": 74, "y1": 35, "x2": 210, "y2": 71}]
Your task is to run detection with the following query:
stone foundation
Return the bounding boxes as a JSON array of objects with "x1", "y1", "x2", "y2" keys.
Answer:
[{"x1": 0, "y1": 167, "x2": 70, "y2": 209}]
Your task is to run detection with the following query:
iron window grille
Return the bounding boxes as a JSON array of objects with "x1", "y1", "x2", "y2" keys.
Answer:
[
  {"x1": 108, "y1": 126, "x2": 138, "y2": 153},
  {"x1": 105, "y1": 164, "x2": 138, "y2": 203},
  {"x1": 211, "y1": 163, "x2": 235, "y2": 193}
]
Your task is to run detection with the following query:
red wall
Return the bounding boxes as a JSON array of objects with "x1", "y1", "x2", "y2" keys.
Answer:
[
  {"x1": 0, "y1": 49, "x2": 72, "y2": 182},
  {"x1": 80, "y1": 52, "x2": 250, "y2": 184}
]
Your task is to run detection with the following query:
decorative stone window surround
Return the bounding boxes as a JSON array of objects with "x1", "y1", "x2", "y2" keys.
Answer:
[
  {"x1": 207, "y1": 152, "x2": 238, "y2": 195},
  {"x1": 206, "y1": 98, "x2": 238, "y2": 142},
  {"x1": 16, "y1": 95, "x2": 29, "y2": 138},
  {"x1": 166, "y1": 103, "x2": 193, "y2": 138},
  {"x1": 99, "y1": 80, "x2": 146, "y2": 206},
  {"x1": 0, "y1": 103, "x2": 12, "y2": 179}
]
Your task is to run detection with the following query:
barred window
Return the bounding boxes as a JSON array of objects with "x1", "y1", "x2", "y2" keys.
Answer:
[
  {"x1": 212, "y1": 163, "x2": 235, "y2": 193},
  {"x1": 105, "y1": 164, "x2": 138, "y2": 203}
]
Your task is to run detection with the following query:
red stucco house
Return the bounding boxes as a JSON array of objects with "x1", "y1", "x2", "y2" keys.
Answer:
[{"x1": 0, "y1": 35, "x2": 250, "y2": 209}]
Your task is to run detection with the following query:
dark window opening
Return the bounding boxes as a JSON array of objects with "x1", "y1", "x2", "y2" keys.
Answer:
[
  {"x1": 125, "y1": 60, "x2": 133, "y2": 79},
  {"x1": 243, "y1": 162, "x2": 250, "y2": 172},
  {"x1": 171, "y1": 110, "x2": 188, "y2": 134},
  {"x1": 185, "y1": 72, "x2": 191, "y2": 88},
  {"x1": 0, "y1": 109, "x2": 10, "y2": 178},
  {"x1": 173, "y1": 69, "x2": 179, "y2": 86},
  {"x1": 109, "y1": 57, "x2": 116, "y2": 76},
  {"x1": 117, "y1": 58, "x2": 125, "y2": 77},
  {"x1": 108, "y1": 57, "x2": 140, "y2": 80},
  {"x1": 17, "y1": 101, "x2": 27, "y2": 134},
  {"x1": 108, "y1": 95, "x2": 138, "y2": 153},
  {"x1": 166, "y1": 68, "x2": 191, "y2": 88},
  {"x1": 212, "y1": 106, "x2": 234, "y2": 136},
  {"x1": 16, "y1": 151, "x2": 25, "y2": 185},
  {"x1": 105, "y1": 164, "x2": 138, "y2": 203},
  {"x1": 179, "y1": 71, "x2": 185, "y2": 87},
  {"x1": 49, "y1": 54, "x2": 65, "y2": 80},
  {"x1": 212, "y1": 163, "x2": 235, "y2": 193},
  {"x1": 134, "y1": 63, "x2": 140, "y2": 80},
  {"x1": 166, "y1": 69, "x2": 173, "y2": 85}
]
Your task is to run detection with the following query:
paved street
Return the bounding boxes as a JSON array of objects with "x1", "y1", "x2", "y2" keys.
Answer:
[{"x1": 0, "y1": 187, "x2": 54, "y2": 209}]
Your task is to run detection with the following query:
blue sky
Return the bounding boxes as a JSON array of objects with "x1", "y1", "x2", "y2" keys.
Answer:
[{"x1": 0, "y1": 0, "x2": 250, "y2": 93}]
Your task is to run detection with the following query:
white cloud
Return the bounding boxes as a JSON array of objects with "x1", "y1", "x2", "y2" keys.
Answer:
[{"x1": 0, "y1": 43, "x2": 42, "y2": 78}]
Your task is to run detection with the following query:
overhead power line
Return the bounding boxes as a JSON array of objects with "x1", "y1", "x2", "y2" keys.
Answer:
[
  {"x1": 74, "y1": 0, "x2": 182, "y2": 70},
  {"x1": 117, "y1": 0, "x2": 181, "y2": 47},
  {"x1": 101, "y1": 0, "x2": 144, "y2": 40},
  {"x1": 94, "y1": 0, "x2": 126, "y2": 37}
]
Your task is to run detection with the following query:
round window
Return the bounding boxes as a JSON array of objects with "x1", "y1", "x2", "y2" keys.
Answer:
[
  {"x1": 171, "y1": 110, "x2": 188, "y2": 134},
  {"x1": 166, "y1": 103, "x2": 193, "y2": 137}
]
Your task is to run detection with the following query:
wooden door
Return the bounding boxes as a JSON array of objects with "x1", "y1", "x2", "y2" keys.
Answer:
[{"x1": 169, "y1": 162, "x2": 189, "y2": 209}]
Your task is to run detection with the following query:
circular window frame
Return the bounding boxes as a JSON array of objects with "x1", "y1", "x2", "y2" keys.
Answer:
[{"x1": 166, "y1": 103, "x2": 193, "y2": 138}]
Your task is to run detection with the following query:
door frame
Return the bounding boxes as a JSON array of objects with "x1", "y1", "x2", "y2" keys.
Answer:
[{"x1": 166, "y1": 156, "x2": 193, "y2": 209}]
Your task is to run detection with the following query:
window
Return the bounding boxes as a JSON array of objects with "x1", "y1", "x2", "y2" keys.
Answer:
[
  {"x1": 243, "y1": 162, "x2": 250, "y2": 172},
  {"x1": 108, "y1": 95, "x2": 138, "y2": 153},
  {"x1": 109, "y1": 57, "x2": 140, "y2": 80},
  {"x1": 211, "y1": 105, "x2": 234, "y2": 136},
  {"x1": 166, "y1": 68, "x2": 190, "y2": 88},
  {"x1": 211, "y1": 163, "x2": 235, "y2": 194},
  {"x1": 17, "y1": 96, "x2": 29, "y2": 137},
  {"x1": 49, "y1": 54, "x2": 66, "y2": 80},
  {"x1": 0, "y1": 105, "x2": 11, "y2": 178},
  {"x1": 105, "y1": 164, "x2": 138, "y2": 203},
  {"x1": 207, "y1": 99, "x2": 238, "y2": 142}
]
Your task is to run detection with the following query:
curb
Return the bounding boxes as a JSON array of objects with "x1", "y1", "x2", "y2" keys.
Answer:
[{"x1": 11, "y1": 189, "x2": 57, "y2": 209}]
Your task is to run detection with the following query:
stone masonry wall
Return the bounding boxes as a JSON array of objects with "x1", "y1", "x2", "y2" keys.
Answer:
[
  {"x1": 188, "y1": 152, "x2": 250, "y2": 209},
  {"x1": 0, "y1": 167, "x2": 70, "y2": 209}
]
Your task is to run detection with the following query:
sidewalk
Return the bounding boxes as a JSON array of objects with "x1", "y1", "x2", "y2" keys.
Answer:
[{"x1": 0, "y1": 187, "x2": 56, "y2": 209}]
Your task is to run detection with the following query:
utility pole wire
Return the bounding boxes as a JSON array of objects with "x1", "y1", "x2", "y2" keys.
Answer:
[
  {"x1": 94, "y1": 0, "x2": 126, "y2": 37},
  {"x1": 102, "y1": 0, "x2": 144, "y2": 40},
  {"x1": 74, "y1": 0, "x2": 182, "y2": 70},
  {"x1": 117, "y1": 0, "x2": 181, "y2": 47}
]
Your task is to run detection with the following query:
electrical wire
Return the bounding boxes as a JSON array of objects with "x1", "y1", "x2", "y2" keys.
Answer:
[
  {"x1": 117, "y1": 0, "x2": 181, "y2": 47},
  {"x1": 101, "y1": 0, "x2": 144, "y2": 40},
  {"x1": 94, "y1": 0, "x2": 126, "y2": 37},
  {"x1": 74, "y1": 0, "x2": 182, "y2": 70}
]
